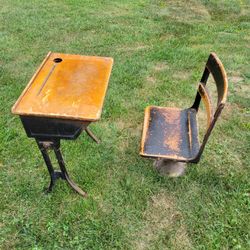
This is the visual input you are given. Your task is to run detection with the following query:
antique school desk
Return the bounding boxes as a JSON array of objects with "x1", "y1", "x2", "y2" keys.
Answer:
[{"x1": 12, "y1": 52, "x2": 113, "y2": 197}]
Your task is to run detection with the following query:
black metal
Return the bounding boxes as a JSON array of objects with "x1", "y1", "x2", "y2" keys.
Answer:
[
  {"x1": 20, "y1": 115, "x2": 102, "y2": 197},
  {"x1": 36, "y1": 139, "x2": 87, "y2": 197},
  {"x1": 36, "y1": 140, "x2": 57, "y2": 192},
  {"x1": 53, "y1": 141, "x2": 87, "y2": 197},
  {"x1": 191, "y1": 67, "x2": 210, "y2": 111},
  {"x1": 21, "y1": 116, "x2": 90, "y2": 140},
  {"x1": 85, "y1": 127, "x2": 101, "y2": 144},
  {"x1": 192, "y1": 103, "x2": 225, "y2": 163}
]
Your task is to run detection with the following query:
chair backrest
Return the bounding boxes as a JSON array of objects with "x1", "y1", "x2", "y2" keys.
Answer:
[{"x1": 191, "y1": 53, "x2": 228, "y2": 162}]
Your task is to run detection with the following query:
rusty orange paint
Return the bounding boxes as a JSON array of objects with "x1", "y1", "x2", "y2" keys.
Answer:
[{"x1": 12, "y1": 52, "x2": 113, "y2": 121}]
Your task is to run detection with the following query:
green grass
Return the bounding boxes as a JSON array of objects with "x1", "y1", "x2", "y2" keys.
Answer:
[{"x1": 0, "y1": 0, "x2": 249, "y2": 249}]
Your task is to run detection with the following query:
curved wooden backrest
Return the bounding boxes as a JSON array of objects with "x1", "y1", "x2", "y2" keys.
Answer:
[
  {"x1": 198, "y1": 83, "x2": 213, "y2": 130},
  {"x1": 191, "y1": 53, "x2": 228, "y2": 162},
  {"x1": 192, "y1": 53, "x2": 228, "y2": 112},
  {"x1": 206, "y1": 52, "x2": 228, "y2": 105}
]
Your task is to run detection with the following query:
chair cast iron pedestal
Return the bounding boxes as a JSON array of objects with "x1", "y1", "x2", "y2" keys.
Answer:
[{"x1": 154, "y1": 159, "x2": 187, "y2": 177}]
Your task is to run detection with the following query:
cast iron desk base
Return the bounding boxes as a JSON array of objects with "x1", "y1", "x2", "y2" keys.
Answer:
[{"x1": 21, "y1": 115, "x2": 99, "y2": 197}]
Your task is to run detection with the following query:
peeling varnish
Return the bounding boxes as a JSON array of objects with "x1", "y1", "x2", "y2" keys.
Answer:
[
  {"x1": 162, "y1": 109, "x2": 181, "y2": 152},
  {"x1": 187, "y1": 111, "x2": 192, "y2": 152}
]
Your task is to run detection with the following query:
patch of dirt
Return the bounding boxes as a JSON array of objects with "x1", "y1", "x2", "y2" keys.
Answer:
[
  {"x1": 160, "y1": 33, "x2": 174, "y2": 41},
  {"x1": 234, "y1": 85, "x2": 250, "y2": 98},
  {"x1": 191, "y1": 44, "x2": 212, "y2": 50},
  {"x1": 236, "y1": 83, "x2": 250, "y2": 98},
  {"x1": 136, "y1": 62, "x2": 169, "y2": 98},
  {"x1": 228, "y1": 75, "x2": 244, "y2": 84},
  {"x1": 128, "y1": 124, "x2": 142, "y2": 138},
  {"x1": 137, "y1": 75, "x2": 158, "y2": 97},
  {"x1": 173, "y1": 224, "x2": 193, "y2": 248},
  {"x1": 172, "y1": 71, "x2": 191, "y2": 81},
  {"x1": 134, "y1": 192, "x2": 192, "y2": 249},
  {"x1": 221, "y1": 103, "x2": 240, "y2": 119},
  {"x1": 240, "y1": 6, "x2": 250, "y2": 16},
  {"x1": 101, "y1": 9, "x2": 129, "y2": 17},
  {"x1": 115, "y1": 120, "x2": 127, "y2": 130},
  {"x1": 114, "y1": 118, "x2": 142, "y2": 152},
  {"x1": 158, "y1": 0, "x2": 210, "y2": 23},
  {"x1": 116, "y1": 44, "x2": 149, "y2": 52},
  {"x1": 146, "y1": 76, "x2": 156, "y2": 84},
  {"x1": 91, "y1": 3, "x2": 130, "y2": 18},
  {"x1": 153, "y1": 62, "x2": 169, "y2": 72},
  {"x1": 228, "y1": 74, "x2": 250, "y2": 98}
]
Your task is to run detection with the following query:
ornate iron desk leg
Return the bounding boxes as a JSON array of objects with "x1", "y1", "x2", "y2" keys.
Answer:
[
  {"x1": 36, "y1": 140, "x2": 57, "y2": 192},
  {"x1": 53, "y1": 141, "x2": 87, "y2": 197},
  {"x1": 36, "y1": 139, "x2": 87, "y2": 197}
]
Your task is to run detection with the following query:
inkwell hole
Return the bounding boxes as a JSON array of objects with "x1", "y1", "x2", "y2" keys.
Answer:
[{"x1": 53, "y1": 58, "x2": 63, "y2": 63}]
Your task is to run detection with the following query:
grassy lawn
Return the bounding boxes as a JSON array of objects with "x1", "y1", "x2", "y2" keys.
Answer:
[{"x1": 0, "y1": 0, "x2": 249, "y2": 249}]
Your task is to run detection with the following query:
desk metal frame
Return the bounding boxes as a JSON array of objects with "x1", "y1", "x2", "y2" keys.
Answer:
[{"x1": 21, "y1": 116, "x2": 98, "y2": 197}]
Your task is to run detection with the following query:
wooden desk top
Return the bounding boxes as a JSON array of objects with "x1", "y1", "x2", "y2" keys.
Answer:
[{"x1": 12, "y1": 52, "x2": 113, "y2": 121}]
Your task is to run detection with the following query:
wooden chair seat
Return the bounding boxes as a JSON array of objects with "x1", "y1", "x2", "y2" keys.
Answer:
[{"x1": 140, "y1": 106, "x2": 200, "y2": 162}]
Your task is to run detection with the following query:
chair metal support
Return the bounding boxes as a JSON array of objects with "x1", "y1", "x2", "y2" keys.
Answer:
[
  {"x1": 85, "y1": 127, "x2": 101, "y2": 144},
  {"x1": 36, "y1": 139, "x2": 87, "y2": 197}
]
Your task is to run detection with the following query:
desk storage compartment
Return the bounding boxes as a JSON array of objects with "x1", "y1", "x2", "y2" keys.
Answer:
[{"x1": 20, "y1": 116, "x2": 89, "y2": 139}]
